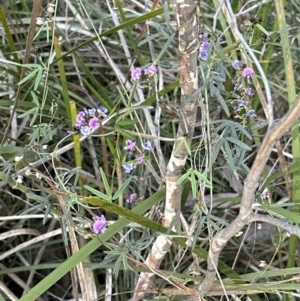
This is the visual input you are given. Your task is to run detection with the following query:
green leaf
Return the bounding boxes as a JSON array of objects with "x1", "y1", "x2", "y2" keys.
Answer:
[
  {"x1": 156, "y1": 32, "x2": 176, "y2": 62},
  {"x1": 106, "y1": 138, "x2": 120, "y2": 164},
  {"x1": 29, "y1": 108, "x2": 39, "y2": 126},
  {"x1": 223, "y1": 140, "x2": 235, "y2": 172},
  {"x1": 31, "y1": 91, "x2": 39, "y2": 106},
  {"x1": 0, "y1": 145, "x2": 22, "y2": 155},
  {"x1": 84, "y1": 185, "x2": 111, "y2": 201},
  {"x1": 194, "y1": 170, "x2": 211, "y2": 187},
  {"x1": 176, "y1": 170, "x2": 192, "y2": 185},
  {"x1": 256, "y1": 24, "x2": 269, "y2": 36},
  {"x1": 190, "y1": 175, "x2": 197, "y2": 198},
  {"x1": 115, "y1": 127, "x2": 134, "y2": 139},
  {"x1": 115, "y1": 106, "x2": 153, "y2": 124},
  {"x1": 216, "y1": 91, "x2": 230, "y2": 117},
  {"x1": 116, "y1": 120, "x2": 138, "y2": 127},
  {"x1": 225, "y1": 136, "x2": 252, "y2": 151},
  {"x1": 34, "y1": 67, "x2": 43, "y2": 91},
  {"x1": 112, "y1": 176, "x2": 132, "y2": 200},
  {"x1": 99, "y1": 168, "x2": 112, "y2": 199},
  {"x1": 211, "y1": 138, "x2": 224, "y2": 163},
  {"x1": 264, "y1": 205, "x2": 300, "y2": 224},
  {"x1": 17, "y1": 67, "x2": 40, "y2": 86},
  {"x1": 214, "y1": 120, "x2": 253, "y2": 140},
  {"x1": 18, "y1": 107, "x2": 38, "y2": 119}
]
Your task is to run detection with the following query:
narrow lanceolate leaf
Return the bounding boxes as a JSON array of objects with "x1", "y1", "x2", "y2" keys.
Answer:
[
  {"x1": 84, "y1": 185, "x2": 111, "y2": 201},
  {"x1": 99, "y1": 168, "x2": 112, "y2": 199},
  {"x1": 112, "y1": 176, "x2": 132, "y2": 200},
  {"x1": 225, "y1": 136, "x2": 252, "y2": 151}
]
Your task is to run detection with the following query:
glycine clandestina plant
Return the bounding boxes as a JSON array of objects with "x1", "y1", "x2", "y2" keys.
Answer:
[{"x1": 4, "y1": 1, "x2": 300, "y2": 301}]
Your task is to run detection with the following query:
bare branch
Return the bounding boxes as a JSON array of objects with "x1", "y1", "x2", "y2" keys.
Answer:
[{"x1": 249, "y1": 213, "x2": 300, "y2": 237}]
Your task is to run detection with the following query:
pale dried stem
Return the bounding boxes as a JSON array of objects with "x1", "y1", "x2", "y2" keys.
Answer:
[{"x1": 133, "y1": 1, "x2": 200, "y2": 300}]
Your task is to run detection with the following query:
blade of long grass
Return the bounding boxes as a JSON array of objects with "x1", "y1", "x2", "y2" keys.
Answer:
[
  {"x1": 0, "y1": 6, "x2": 21, "y2": 70},
  {"x1": 53, "y1": 36, "x2": 72, "y2": 123},
  {"x1": 274, "y1": 0, "x2": 300, "y2": 278}
]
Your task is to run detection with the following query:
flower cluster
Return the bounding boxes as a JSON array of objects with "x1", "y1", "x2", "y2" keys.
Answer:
[
  {"x1": 71, "y1": 107, "x2": 108, "y2": 135},
  {"x1": 261, "y1": 188, "x2": 270, "y2": 200},
  {"x1": 92, "y1": 214, "x2": 107, "y2": 234},
  {"x1": 231, "y1": 60, "x2": 256, "y2": 118},
  {"x1": 122, "y1": 140, "x2": 152, "y2": 174},
  {"x1": 199, "y1": 41, "x2": 211, "y2": 61},
  {"x1": 199, "y1": 33, "x2": 212, "y2": 61},
  {"x1": 131, "y1": 65, "x2": 157, "y2": 81}
]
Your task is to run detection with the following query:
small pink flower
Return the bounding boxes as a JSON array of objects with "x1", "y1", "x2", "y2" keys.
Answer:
[
  {"x1": 261, "y1": 188, "x2": 270, "y2": 200},
  {"x1": 144, "y1": 65, "x2": 157, "y2": 75},
  {"x1": 131, "y1": 67, "x2": 142, "y2": 80},
  {"x1": 242, "y1": 67, "x2": 254, "y2": 79},
  {"x1": 89, "y1": 117, "x2": 99, "y2": 129},
  {"x1": 76, "y1": 111, "x2": 86, "y2": 125},
  {"x1": 201, "y1": 41, "x2": 211, "y2": 50},
  {"x1": 124, "y1": 139, "x2": 136, "y2": 151},
  {"x1": 137, "y1": 155, "x2": 144, "y2": 164},
  {"x1": 92, "y1": 215, "x2": 107, "y2": 234}
]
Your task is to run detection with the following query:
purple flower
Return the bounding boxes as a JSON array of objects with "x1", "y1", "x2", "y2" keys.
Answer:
[
  {"x1": 76, "y1": 111, "x2": 86, "y2": 125},
  {"x1": 232, "y1": 60, "x2": 239, "y2": 69},
  {"x1": 245, "y1": 87, "x2": 254, "y2": 96},
  {"x1": 126, "y1": 193, "x2": 137, "y2": 203},
  {"x1": 142, "y1": 141, "x2": 152, "y2": 151},
  {"x1": 137, "y1": 155, "x2": 144, "y2": 164},
  {"x1": 72, "y1": 107, "x2": 109, "y2": 136},
  {"x1": 92, "y1": 215, "x2": 107, "y2": 234},
  {"x1": 131, "y1": 67, "x2": 142, "y2": 81},
  {"x1": 88, "y1": 108, "x2": 96, "y2": 116},
  {"x1": 237, "y1": 99, "x2": 249, "y2": 108},
  {"x1": 89, "y1": 117, "x2": 100, "y2": 129},
  {"x1": 144, "y1": 65, "x2": 157, "y2": 75},
  {"x1": 242, "y1": 67, "x2": 254, "y2": 79},
  {"x1": 199, "y1": 49, "x2": 208, "y2": 61},
  {"x1": 124, "y1": 139, "x2": 136, "y2": 151},
  {"x1": 123, "y1": 163, "x2": 134, "y2": 173},
  {"x1": 202, "y1": 41, "x2": 211, "y2": 50},
  {"x1": 199, "y1": 42, "x2": 211, "y2": 61},
  {"x1": 98, "y1": 106, "x2": 108, "y2": 117},
  {"x1": 80, "y1": 125, "x2": 90, "y2": 135},
  {"x1": 261, "y1": 188, "x2": 270, "y2": 200},
  {"x1": 246, "y1": 109, "x2": 256, "y2": 117}
]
